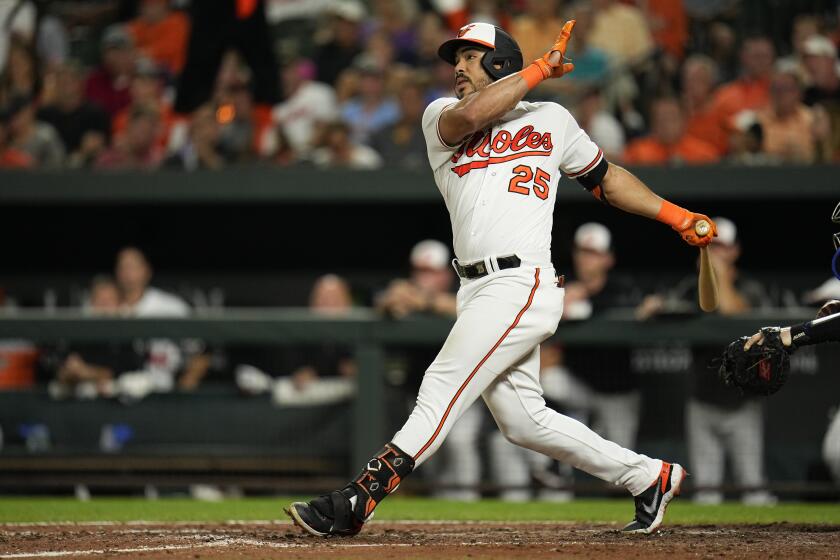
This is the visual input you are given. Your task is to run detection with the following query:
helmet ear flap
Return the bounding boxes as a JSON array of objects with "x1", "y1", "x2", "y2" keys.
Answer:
[{"x1": 480, "y1": 51, "x2": 519, "y2": 81}]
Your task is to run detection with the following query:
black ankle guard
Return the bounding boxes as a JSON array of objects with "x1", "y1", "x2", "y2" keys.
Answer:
[{"x1": 350, "y1": 443, "x2": 415, "y2": 519}]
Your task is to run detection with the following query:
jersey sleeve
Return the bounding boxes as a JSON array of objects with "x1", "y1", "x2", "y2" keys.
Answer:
[
  {"x1": 422, "y1": 97, "x2": 461, "y2": 170},
  {"x1": 556, "y1": 106, "x2": 604, "y2": 180}
]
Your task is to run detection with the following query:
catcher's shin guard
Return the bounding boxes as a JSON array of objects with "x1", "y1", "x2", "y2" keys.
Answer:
[{"x1": 286, "y1": 443, "x2": 414, "y2": 537}]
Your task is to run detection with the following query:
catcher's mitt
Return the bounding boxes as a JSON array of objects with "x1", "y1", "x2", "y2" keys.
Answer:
[{"x1": 718, "y1": 327, "x2": 793, "y2": 396}]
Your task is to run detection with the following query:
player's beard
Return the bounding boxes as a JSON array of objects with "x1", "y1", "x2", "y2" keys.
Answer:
[{"x1": 455, "y1": 72, "x2": 491, "y2": 99}]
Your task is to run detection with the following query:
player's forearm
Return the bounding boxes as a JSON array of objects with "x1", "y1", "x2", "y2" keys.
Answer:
[
  {"x1": 442, "y1": 75, "x2": 531, "y2": 142},
  {"x1": 600, "y1": 164, "x2": 664, "y2": 219},
  {"x1": 790, "y1": 312, "x2": 840, "y2": 347}
]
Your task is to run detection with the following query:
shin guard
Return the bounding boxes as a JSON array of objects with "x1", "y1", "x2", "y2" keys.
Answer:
[{"x1": 349, "y1": 443, "x2": 415, "y2": 519}]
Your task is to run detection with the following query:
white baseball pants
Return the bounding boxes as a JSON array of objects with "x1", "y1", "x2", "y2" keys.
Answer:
[{"x1": 392, "y1": 265, "x2": 662, "y2": 496}]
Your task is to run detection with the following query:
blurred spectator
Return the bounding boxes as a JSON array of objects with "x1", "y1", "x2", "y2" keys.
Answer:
[
  {"x1": 112, "y1": 58, "x2": 174, "y2": 152},
  {"x1": 803, "y1": 36, "x2": 840, "y2": 105},
  {"x1": 587, "y1": 0, "x2": 655, "y2": 67},
  {"x1": 559, "y1": 2, "x2": 609, "y2": 88},
  {"x1": 126, "y1": 0, "x2": 190, "y2": 77},
  {"x1": 269, "y1": 58, "x2": 338, "y2": 155},
  {"x1": 367, "y1": 0, "x2": 418, "y2": 65},
  {"x1": 313, "y1": 1, "x2": 364, "y2": 86},
  {"x1": 164, "y1": 104, "x2": 228, "y2": 171},
  {"x1": 710, "y1": 35, "x2": 775, "y2": 133},
  {"x1": 235, "y1": 274, "x2": 358, "y2": 406},
  {"x1": 727, "y1": 114, "x2": 773, "y2": 166},
  {"x1": 574, "y1": 88, "x2": 625, "y2": 161},
  {"x1": 413, "y1": 12, "x2": 448, "y2": 69},
  {"x1": 175, "y1": 0, "x2": 279, "y2": 114},
  {"x1": 1, "y1": 36, "x2": 39, "y2": 101},
  {"x1": 3, "y1": 94, "x2": 64, "y2": 167},
  {"x1": 0, "y1": 119, "x2": 32, "y2": 168},
  {"x1": 510, "y1": 0, "x2": 564, "y2": 65},
  {"x1": 755, "y1": 67, "x2": 828, "y2": 164},
  {"x1": 362, "y1": 28, "x2": 397, "y2": 71},
  {"x1": 563, "y1": 223, "x2": 643, "y2": 449},
  {"x1": 705, "y1": 21, "x2": 739, "y2": 84},
  {"x1": 622, "y1": 97, "x2": 719, "y2": 165},
  {"x1": 376, "y1": 239, "x2": 456, "y2": 320},
  {"x1": 802, "y1": 35, "x2": 840, "y2": 160},
  {"x1": 681, "y1": 55, "x2": 727, "y2": 155},
  {"x1": 310, "y1": 120, "x2": 382, "y2": 169},
  {"x1": 778, "y1": 14, "x2": 822, "y2": 81},
  {"x1": 340, "y1": 58, "x2": 399, "y2": 144},
  {"x1": 215, "y1": 81, "x2": 271, "y2": 162},
  {"x1": 95, "y1": 105, "x2": 162, "y2": 170},
  {"x1": 37, "y1": 62, "x2": 110, "y2": 168},
  {"x1": 48, "y1": 276, "x2": 145, "y2": 400},
  {"x1": 825, "y1": 408, "x2": 840, "y2": 484},
  {"x1": 85, "y1": 25, "x2": 136, "y2": 117},
  {"x1": 641, "y1": 0, "x2": 688, "y2": 61},
  {"x1": 113, "y1": 247, "x2": 189, "y2": 402},
  {"x1": 369, "y1": 78, "x2": 426, "y2": 169},
  {"x1": 432, "y1": 0, "x2": 511, "y2": 33},
  {"x1": 0, "y1": 0, "x2": 34, "y2": 77},
  {"x1": 115, "y1": 246, "x2": 188, "y2": 316}
]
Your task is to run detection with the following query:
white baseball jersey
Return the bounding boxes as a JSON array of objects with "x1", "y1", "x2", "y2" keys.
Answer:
[{"x1": 421, "y1": 98, "x2": 604, "y2": 264}]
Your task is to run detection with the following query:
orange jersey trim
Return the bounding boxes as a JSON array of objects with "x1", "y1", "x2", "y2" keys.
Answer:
[
  {"x1": 565, "y1": 148, "x2": 603, "y2": 178},
  {"x1": 413, "y1": 268, "x2": 541, "y2": 461}
]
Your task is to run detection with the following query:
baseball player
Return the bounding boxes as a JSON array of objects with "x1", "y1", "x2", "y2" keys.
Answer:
[{"x1": 286, "y1": 21, "x2": 717, "y2": 536}]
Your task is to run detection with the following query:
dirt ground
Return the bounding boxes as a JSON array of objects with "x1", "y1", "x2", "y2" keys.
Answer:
[{"x1": 2, "y1": 521, "x2": 840, "y2": 559}]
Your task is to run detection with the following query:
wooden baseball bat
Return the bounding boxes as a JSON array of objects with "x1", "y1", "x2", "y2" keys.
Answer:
[{"x1": 696, "y1": 220, "x2": 719, "y2": 312}]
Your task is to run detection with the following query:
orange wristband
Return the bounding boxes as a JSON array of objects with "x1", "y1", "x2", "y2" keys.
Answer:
[
  {"x1": 655, "y1": 200, "x2": 691, "y2": 229},
  {"x1": 520, "y1": 63, "x2": 548, "y2": 89}
]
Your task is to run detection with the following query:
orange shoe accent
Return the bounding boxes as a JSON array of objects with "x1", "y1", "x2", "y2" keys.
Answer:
[
  {"x1": 413, "y1": 268, "x2": 541, "y2": 461},
  {"x1": 364, "y1": 497, "x2": 377, "y2": 518},
  {"x1": 659, "y1": 462, "x2": 672, "y2": 494}
]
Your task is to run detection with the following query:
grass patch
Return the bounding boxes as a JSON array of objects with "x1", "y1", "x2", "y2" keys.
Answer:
[{"x1": 1, "y1": 497, "x2": 839, "y2": 525}]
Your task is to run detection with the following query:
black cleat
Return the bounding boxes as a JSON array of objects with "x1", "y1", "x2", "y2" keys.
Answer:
[
  {"x1": 285, "y1": 487, "x2": 368, "y2": 537},
  {"x1": 622, "y1": 462, "x2": 686, "y2": 534}
]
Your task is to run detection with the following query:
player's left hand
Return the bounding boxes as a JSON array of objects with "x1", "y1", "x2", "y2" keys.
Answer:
[
  {"x1": 533, "y1": 20, "x2": 576, "y2": 80},
  {"x1": 673, "y1": 212, "x2": 717, "y2": 247}
]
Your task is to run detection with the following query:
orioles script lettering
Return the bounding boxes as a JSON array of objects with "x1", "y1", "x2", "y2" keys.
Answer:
[{"x1": 450, "y1": 125, "x2": 553, "y2": 177}]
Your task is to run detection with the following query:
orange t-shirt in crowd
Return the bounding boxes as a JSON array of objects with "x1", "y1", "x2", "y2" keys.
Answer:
[
  {"x1": 127, "y1": 11, "x2": 190, "y2": 75},
  {"x1": 622, "y1": 134, "x2": 721, "y2": 165},
  {"x1": 757, "y1": 105, "x2": 817, "y2": 163},
  {"x1": 645, "y1": 0, "x2": 688, "y2": 59},
  {"x1": 685, "y1": 104, "x2": 728, "y2": 155},
  {"x1": 711, "y1": 77, "x2": 771, "y2": 128},
  {"x1": 112, "y1": 102, "x2": 175, "y2": 150},
  {"x1": 0, "y1": 148, "x2": 33, "y2": 168}
]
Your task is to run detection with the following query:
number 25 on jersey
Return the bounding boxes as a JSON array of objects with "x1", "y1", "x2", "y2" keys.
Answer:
[{"x1": 508, "y1": 165, "x2": 550, "y2": 200}]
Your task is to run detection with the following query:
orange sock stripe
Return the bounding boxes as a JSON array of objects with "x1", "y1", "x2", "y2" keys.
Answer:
[
  {"x1": 413, "y1": 268, "x2": 542, "y2": 462},
  {"x1": 655, "y1": 200, "x2": 691, "y2": 229}
]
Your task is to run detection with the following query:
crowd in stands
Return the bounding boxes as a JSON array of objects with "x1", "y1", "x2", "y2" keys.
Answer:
[{"x1": 2, "y1": 0, "x2": 840, "y2": 171}]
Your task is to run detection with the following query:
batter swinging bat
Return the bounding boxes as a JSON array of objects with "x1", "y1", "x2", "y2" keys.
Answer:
[{"x1": 696, "y1": 220, "x2": 719, "y2": 312}]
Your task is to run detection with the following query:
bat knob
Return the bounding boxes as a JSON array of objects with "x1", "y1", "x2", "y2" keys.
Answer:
[{"x1": 695, "y1": 220, "x2": 710, "y2": 237}]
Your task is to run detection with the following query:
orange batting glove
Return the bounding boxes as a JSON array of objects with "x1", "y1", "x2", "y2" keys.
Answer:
[
  {"x1": 656, "y1": 201, "x2": 718, "y2": 247},
  {"x1": 520, "y1": 20, "x2": 576, "y2": 89}
]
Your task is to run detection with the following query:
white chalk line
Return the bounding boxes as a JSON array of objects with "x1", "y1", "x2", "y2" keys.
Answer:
[{"x1": 0, "y1": 519, "x2": 590, "y2": 528}]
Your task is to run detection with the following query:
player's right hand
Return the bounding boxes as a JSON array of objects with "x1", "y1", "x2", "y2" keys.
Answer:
[
  {"x1": 532, "y1": 20, "x2": 576, "y2": 80},
  {"x1": 817, "y1": 299, "x2": 840, "y2": 318},
  {"x1": 673, "y1": 213, "x2": 717, "y2": 247}
]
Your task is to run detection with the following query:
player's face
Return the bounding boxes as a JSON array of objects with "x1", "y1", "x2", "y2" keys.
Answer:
[{"x1": 453, "y1": 46, "x2": 492, "y2": 99}]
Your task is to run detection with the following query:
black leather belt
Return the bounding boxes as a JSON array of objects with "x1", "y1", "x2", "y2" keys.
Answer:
[{"x1": 453, "y1": 255, "x2": 522, "y2": 279}]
